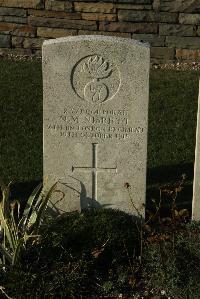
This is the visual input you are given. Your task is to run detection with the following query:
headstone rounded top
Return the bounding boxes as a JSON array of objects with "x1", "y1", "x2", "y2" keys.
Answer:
[{"x1": 42, "y1": 35, "x2": 150, "y2": 49}]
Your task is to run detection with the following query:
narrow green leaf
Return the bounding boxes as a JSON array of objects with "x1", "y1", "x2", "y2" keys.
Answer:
[
  {"x1": 11, "y1": 207, "x2": 19, "y2": 244},
  {"x1": 19, "y1": 183, "x2": 43, "y2": 231},
  {"x1": 0, "y1": 244, "x2": 12, "y2": 264},
  {"x1": 28, "y1": 183, "x2": 57, "y2": 233},
  {"x1": 0, "y1": 205, "x2": 15, "y2": 250},
  {"x1": 12, "y1": 238, "x2": 24, "y2": 266}
]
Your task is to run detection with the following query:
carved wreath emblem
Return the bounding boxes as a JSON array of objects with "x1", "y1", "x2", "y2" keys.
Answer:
[
  {"x1": 72, "y1": 55, "x2": 121, "y2": 105},
  {"x1": 82, "y1": 56, "x2": 113, "y2": 103}
]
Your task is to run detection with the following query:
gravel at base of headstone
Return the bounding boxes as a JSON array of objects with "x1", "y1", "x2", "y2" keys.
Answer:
[{"x1": 43, "y1": 35, "x2": 150, "y2": 217}]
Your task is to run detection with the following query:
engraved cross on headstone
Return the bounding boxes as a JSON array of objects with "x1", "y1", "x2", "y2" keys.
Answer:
[{"x1": 72, "y1": 143, "x2": 117, "y2": 201}]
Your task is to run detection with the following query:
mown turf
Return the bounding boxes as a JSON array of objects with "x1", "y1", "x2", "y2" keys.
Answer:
[
  {"x1": 0, "y1": 59, "x2": 42, "y2": 183},
  {"x1": 0, "y1": 59, "x2": 199, "y2": 188}
]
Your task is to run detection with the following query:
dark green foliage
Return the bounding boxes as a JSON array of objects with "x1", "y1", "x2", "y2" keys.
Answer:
[
  {"x1": 1, "y1": 208, "x2": 200, "y2": 298},
  {"x1": 0, "y1": 59, "x2": 42, "y2": 183},
  {"x1": 1, "y1": 209, "x2": 141, "y2": 298},
  {"x1": 145, "y1": 222, "x2": 200, "y2": 299},
  {"x1": 148, "y1": 70, "x2": 200, "y2": 170}
]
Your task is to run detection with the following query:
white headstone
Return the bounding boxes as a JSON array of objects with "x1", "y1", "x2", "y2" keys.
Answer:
[
  {"x1": 193, "y1": 80, "x2": 200, "y2": 220},
  {"x1": 43, "y1": 36, "x2": 150, "y2": 217}
]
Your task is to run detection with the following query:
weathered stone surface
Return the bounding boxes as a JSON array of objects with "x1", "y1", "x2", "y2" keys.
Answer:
[
  {"x1": 0, "y1": 0, "x2": 43, "y2": 9},
  {"x1": 43, "y1": 36, "x2": 149, "y2": 216},
  {"x1": 155, "y1": 0, "x2": 200, "y2": 13},
  {"x1": 23, "y1": 37, "x2": 45, "y2": 49},
  {"x1": 166, "y1": 36, "x2": 200, "y2": 49},
  {"x1": 192, "y1": 81, "x2": 200, "y2": 220},
  {"x1": 116, "y1": 4, "x2": 152, "y2": 9},
  {"x1": 46, "y1": 0, "x2": 64, "y2": 11},
  {"x1": 0, "y1": 47, "x2": 32, "y2": 56},
  {"x1": 0, "y1": 16, "x2": 27, "y2": 24},
  {"x1": 118, "y1": 10, "x2": 178, "y2": 23},
  {"x1": 99, "y1": 22, "x2": 158, "y2": 33},
  {"x1": 45, "y1": 0, "x2": 73, "y2": 12},
  {"x1": 72, "y1": 0, "x2": 151, "y2": 2},
  {"x1": 82, "y1": 13, "x2": 116, "y2": 21},
  {"x1": 37, "y1": 27, "x2": 77, "y2": 38},
  {"x1": 28, "y1": 9, "x2": 81, "y2": 19},
  {"x1": 0, "y1": 34, "x2": 11, "y2": 47},
  {"x1": 132, "y1": 34, "x2": 165, "y2": 46},
  {"x1": 150, "y1": 47, "x2": 175, "y2": 61},
  {"x1": 0, "y1": 7, "x2": 27, "y2": 17},
  {"x1": 176, "y1": 49, "x2": 200, "y2": 60},
  {"x1": 12, "y1": 35, "x2": 44, "y2": 49},
  {"x1": 179, "y1": 13, "x2": 200, "y2": 25},
  {"x1": 12, "y1": 36, "x2": 24, "y2": 47},
  {"x1": 28, "y1": 16, "x2": 97, "y2": 30},
  {"x1": 78, "y1": 30, "x2": 131, "y2": 38},
  {"x1": 0, "y1": 22, "x2": 36, "y2": 37},
  {"x1": 159, "y1": 24, "x2": 195, "y2": 36},
  {"x1": 74, "y1": 2, "x2": 116, "y2": 13},
  {"x1": 153, "y1": 0, "x2": 160, "y2": 10},
  {"x1": 198, "y1": 26, "x2": 200, "y2": 36}
]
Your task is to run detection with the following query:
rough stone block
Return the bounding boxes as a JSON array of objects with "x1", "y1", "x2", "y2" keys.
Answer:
[
  {"x1": 82, "y1": 13, "x2": 116, "y2": 21},
  {"x1": 0, "y1": 16, "x2": 27, "y2": 24},
  {"x1": 78, "y1": 30, "x2": 131, "y2": 38},
  {"x1": 45, "y1": 0, "x2": 72, "y2": 12},
  {"x1": 0, "y1": 0, "x2": 44, "y2": 9},
  {"x1": 118, "y1": 10, "x2": 178, "y2": 23},
  {"x1": 116, "y1": 4, "x2": 152, "y2": 9},
  {"x1": 166, "y1": 36, "x2": 200, "y2": 49},
  {"x1": 132, "y1": 34, "x2": 165, "y2": 46},
  {"x1": 12, "y1": 36, "x2": 24, "y2": 47},
  {"x1": 28, "y1": 9, "x2": 81, "y2": 19},
  {"x1": 0, "y1": 7, "x2": 27, "y2": 17},
  {"x1": 179, "y1": 13, "x2": 200, "y2": 25},
  {"x1": 159, "y1": 24, "x2": 195, "y2": 36},
  {"x1": 0, "y1": 47, "x2": 32, "y2": 56},
  {"x1": 37, "y1": 27, "x2": 77, "y2": 38},
  {"x1": 153, "y1": 0, "x2": 160, "y2": 10},
  {"x1": 155, "y1": 0, "x2": 200, "y2": 13},
  {"x1": 74, "y1": 2, "x2": 116, "y2": 13},
  {"x1": 0, "y1": 22, "x2": 36, "y2": 37},
  {"x1": 28, "y1": 16, "x2": 97, "y2": 30},
  {"x1": 99, "y1": 22, "x2": 158, "y2": 34},
  {"x1": 23, "y1": 37, "x2": 45, "y2": 49},
  {"x1": 176, "y1": 48, "x2": 200, "y2": 60},
  {"x1": 150, "y1": 47, "x2": 175, "y2": 61},
  {"x1": 72, "y1": 0, "x2": 151, "y2": 2},
  {"x1": 0, "y1": 34, "x2": 11, "y2": 47},
  {"x1": 46, "y1": 0, "x2": 65, "y2": 11}
]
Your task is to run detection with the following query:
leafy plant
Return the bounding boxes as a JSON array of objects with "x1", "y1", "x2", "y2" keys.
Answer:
[{"x1": 0, "y1": 180, "x2": 56, "y2": 266}]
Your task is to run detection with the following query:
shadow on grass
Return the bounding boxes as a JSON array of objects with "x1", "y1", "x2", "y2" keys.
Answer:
[
  {"x1": 147, "y1": 162, "x2": 194, "y2": 185},
  {"x1": 10, "y1": 181, "x2": 41, "y2": 213},
  {"x1": 147, "y1": 162, "x2": 194, "y2": 216},
  {"x1": 7, "y1": 162, "x2": 194, "y2": 219}
]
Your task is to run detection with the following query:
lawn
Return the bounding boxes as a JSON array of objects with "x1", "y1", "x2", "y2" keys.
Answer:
[{"x1": 0, "y1": 58, "x2": 200, "y2": 206}]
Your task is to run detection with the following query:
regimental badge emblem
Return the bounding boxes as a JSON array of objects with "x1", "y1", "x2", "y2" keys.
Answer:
[{"x1": 71, "y1": 55, "x2": 121, "y2": 105}]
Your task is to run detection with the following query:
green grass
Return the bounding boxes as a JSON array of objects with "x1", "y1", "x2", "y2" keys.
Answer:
[
  {"x1": 0, "y1": 58, "x2": 199, "y2": 190},
  {"x1": 0, "y1": 59, "x2": 42, "y2": 182},
  {"x1": 149, "y1": 70, "x2": 199, "y2": 169}
]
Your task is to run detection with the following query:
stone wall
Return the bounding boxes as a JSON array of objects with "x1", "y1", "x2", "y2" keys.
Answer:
[{"x1": 0, "y1": 0, "x2": 200, "y2": 63}]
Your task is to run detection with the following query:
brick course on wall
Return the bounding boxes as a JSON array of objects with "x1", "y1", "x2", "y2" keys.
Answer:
[{"x1": 0, "y1": 0, "x2": 200, "y2": 63}]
